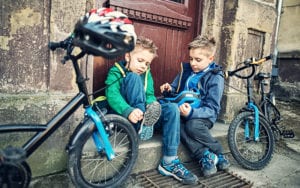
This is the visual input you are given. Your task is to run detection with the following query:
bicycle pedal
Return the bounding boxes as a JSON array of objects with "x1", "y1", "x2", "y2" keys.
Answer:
[
  {"x1": 1, "y1": 146, "x2": 26, "y2": 162},
  {"x1": 282, "y1": 130, "x2": 295, "y2": 138}
]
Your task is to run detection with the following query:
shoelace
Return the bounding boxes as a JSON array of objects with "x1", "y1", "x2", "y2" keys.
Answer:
[
  {"x1": 218, "y1": 155, "x2": 225, "y2": 162},
  {"x1": 172, "y1": 161, "x2": 190, "y2": 176},
  {"x1": 200, "y1": 155, "x2": 214, "y2": 166}
]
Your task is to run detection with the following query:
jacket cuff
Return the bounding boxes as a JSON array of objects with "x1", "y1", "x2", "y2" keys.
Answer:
[
  {"x1": 122, "y1": 107, "x2": 135, "y2": 119},
  {"x1": 185, "y1": 108, "x2": 194, "y2": 120}
]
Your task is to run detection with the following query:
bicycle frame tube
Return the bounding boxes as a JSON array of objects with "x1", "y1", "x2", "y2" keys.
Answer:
[
  {"x1": 23, "y1": 92, "x2": 85, "y2": 157},
  {"x1": 248, "y1": 102, "x2": 260, "y2": 141},
  {"x1": 86, "y1": 107, "x2": 115, "y2": 161},
  {"x1": 72, "y1": 53, "x2": 115, "y2": 160},
  {"x1": 245, "y1": 78, "x2": 260, "y2": 141}
]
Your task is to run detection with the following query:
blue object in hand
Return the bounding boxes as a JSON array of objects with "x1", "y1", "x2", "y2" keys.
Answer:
[{"x1": 161, "y1": 90, "x2": 201, "y2": 108}]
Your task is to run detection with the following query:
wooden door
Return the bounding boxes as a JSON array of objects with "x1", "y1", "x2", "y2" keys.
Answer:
[{"x1": 93, "y1": 0, "x2": 203, "y2": 97}]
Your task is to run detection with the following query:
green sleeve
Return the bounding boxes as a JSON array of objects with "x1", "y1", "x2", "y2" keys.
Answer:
[
  {"x1": 145, "y1": 70, "x2": 157, "y2": 104},
  {"x1": 105, "y1": 67, "x2": 134, "y2": 118}
]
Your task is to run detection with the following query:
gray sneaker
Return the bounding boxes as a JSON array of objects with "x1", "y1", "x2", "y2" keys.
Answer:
[{"x1": 138, "y1": 101, "x2": 161, "y2": 140}]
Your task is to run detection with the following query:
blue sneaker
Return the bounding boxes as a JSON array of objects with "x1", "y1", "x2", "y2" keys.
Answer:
[
  {"x1": 158, "y1": 158, "x2": 198, "y2": 185},
  {"x1": 200, "y1": 151, "x2": 218, "y2": 177},
  {"x1": 217, "y1": 154, "x2": 230, "y2": 170},
  {"x1": 138, "y1": 101, "x2": 161, "y2": 140}
]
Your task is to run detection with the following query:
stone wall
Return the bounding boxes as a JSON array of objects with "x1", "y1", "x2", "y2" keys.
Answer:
[{"x1": 274, "y1": 0, "x2": 300, "y2": 102}]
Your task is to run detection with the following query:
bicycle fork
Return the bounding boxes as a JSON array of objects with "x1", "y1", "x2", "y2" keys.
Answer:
[
  {"x1": 85, "y1": 106, "x2": 115, "y2": 161},
  {"x1": 245, "y1": 102, "x2": 260, "y2": 141}
]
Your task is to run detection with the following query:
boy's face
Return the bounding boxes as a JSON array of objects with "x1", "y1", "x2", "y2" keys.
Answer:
[
  {"x1": 189, "y1": 48, "x2": 214, "y2": 73},
  {"x1": 125, "y1": 47, "x2": 155, "y2": 74}
]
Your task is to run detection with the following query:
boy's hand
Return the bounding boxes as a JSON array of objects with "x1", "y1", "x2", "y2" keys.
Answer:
[
  {"x1": 160, "y1": 83, "x2": 172, "y2": 93},
  {"x1": 128, "y1": 108, "x2": 144, "y2": 123},
  {"x1": 179, "y1": 103, "x2": 191, "y2": 117}
]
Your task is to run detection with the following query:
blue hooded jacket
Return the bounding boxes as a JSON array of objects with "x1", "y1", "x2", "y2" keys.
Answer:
[{"x1": 170, "y1": 62, "x2": 224, "y2": 123}]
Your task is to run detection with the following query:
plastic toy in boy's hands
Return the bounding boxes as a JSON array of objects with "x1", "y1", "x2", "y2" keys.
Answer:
[{"x1": 161, "y1": 90, "x2": 201, "y2": 108}]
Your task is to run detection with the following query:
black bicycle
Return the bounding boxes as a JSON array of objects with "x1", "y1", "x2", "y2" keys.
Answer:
[
  {"x1": 0, "y1": 35, "x2": 138, "y2": 188},
  {"x1": 226, "y1": 55, "x2": 294, "y2": 170}
]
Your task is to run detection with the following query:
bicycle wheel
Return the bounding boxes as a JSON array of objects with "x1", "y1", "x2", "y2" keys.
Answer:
[
  {"x1": 260, "y1": 99, "x2": 282, "y2": 140},
  {"x1": 260, "y1": 98, "x2": 281, "y2": 124},
  {"x1": 228, "y1": 111, "x2": 275, "y2": 170},
  {"x1": 68, "y1": 114, "x2": 138, "y2": 188}
]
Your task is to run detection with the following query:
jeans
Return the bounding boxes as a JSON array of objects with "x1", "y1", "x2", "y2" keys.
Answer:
[
  {"x1": 155, "y1": 102, "x2": 180, "y2": 156},
  {"x1": 180, "y1": 118, "x2": 223, "y2": 160},
  {"x1": 121, "y1": 72, "x2": 146, "y2": 112},
  {"x1": 120, "y1": 72, "x2": 180, "y2": 156}
]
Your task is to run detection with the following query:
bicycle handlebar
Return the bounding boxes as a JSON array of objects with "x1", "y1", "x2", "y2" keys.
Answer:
[
  {"x1": 225, "y1": 54, "x2": 273, "y2": 79},
  {"x1": 48, "y1": 35, "x2": 86, "y2": 64},
  {"x1": 249, "y1": 54, "x2": 273, "y2": 65},
  {"x1": 48, "y1": 36, "x2": 74, "y2": 51}
]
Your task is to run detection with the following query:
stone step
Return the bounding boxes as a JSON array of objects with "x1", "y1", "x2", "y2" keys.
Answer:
[
  {"x1": 29, "y1": 122, "x2": 230, "y2": 187},
  {"x1": 131, "y1": 122, "x2": 230, "y2": 174}
]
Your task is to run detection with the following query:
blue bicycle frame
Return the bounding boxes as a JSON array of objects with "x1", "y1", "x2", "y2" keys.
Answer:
[
  {"x1": 86, "y1": 106, "x2": 115, "y2": 160},
  {"x1": 243, "y1": 68, "x2": 261, "y2": 142},
  {"x1": 247, "y1": 102, "x2": 260, "y2": 141}
]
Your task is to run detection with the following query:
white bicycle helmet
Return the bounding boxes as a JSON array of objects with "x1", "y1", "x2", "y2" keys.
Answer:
[{"x1": 73, "y1": 8, "x2": 137, "y2": 58}]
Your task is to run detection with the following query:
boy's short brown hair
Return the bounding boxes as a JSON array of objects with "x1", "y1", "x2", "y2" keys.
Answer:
[
  {"x1": 135, "y1": 36, "x2": 158, "y2": 57},
  {"x1": 188, "y1": 35, "x2": 216, "y2": 57}
]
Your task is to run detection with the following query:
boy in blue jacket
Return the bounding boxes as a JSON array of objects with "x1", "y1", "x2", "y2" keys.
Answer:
[{"x1": 160, "y1": 35, "x2": 230, "y2": 177}]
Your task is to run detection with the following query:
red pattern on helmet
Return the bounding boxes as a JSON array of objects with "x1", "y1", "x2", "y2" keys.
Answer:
[
  {"x1": 98, "y1": 8, "x2": 114, "y2": 16},
  {"x1": 89, "y1": 8, "x2": 97, "y2": 14},
  {"x1": 112, "y1": 18, "x2": 133, "y2": 24}
]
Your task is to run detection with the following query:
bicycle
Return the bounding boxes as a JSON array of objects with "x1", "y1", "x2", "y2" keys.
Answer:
[
  {"x1": 226, "y1": 54, "x2": 294, "y2": 170},
  {"x1": 0, "y1": 34, "x2": 139, "y2": 187}
]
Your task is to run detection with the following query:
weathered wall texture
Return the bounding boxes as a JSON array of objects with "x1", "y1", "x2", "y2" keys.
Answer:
[
  {"x1": 0, "y1": 0, "x2": 93, "y2": 177},
  {"x1": 274, "y1": 0, "x2": 300, "y2": 101},
  {"x1": 201, "y1": 0, "x2": 225, "y2": 62},
  {"x1": 0, "y1": 1, "x2": 49, "y2": 93},
  {"x1": 277, "y1": 0, "x2": 300, "y2": 53}
]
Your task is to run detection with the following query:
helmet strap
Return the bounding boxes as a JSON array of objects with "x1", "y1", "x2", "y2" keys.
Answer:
[{"x1": 125, "y1": 53, "x2": 132, "y2": 71}]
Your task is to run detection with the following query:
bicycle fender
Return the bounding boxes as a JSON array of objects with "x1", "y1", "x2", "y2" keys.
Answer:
[{"x1": 66, "y1": 118, "x2": 95, "y2": 152}]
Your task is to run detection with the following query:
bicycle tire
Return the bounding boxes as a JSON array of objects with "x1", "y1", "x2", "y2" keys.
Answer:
[
  {"x1": 68, "y1": 114, "x2": 138, "y2": 188},
  {"x1": 260, "y1": 98, "x2": 281, "y2": 124},
  {"x1": 228, "y1": 111, "x2": 275, "y2": 170}
]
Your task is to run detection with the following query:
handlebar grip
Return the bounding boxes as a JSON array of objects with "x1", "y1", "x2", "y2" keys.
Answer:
[
  {"x1": 251, "y1": 54, "x2": 273, "y2": 65},
  {"x1": 48, "y1": 35, "x2": 74, "y2": 51},
  {"x1": 48, "y1": 41, "x2": 63, "y2": 51}
]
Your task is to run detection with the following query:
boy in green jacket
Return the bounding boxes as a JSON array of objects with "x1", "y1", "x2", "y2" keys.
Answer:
[{"x1": 105, "y1": 36, "x2": 198, "y2": 185}]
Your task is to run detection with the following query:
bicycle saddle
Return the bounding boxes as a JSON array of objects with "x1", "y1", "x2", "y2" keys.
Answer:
[{"x1": 254, "y1": 72, "x2": 271, "y2": 81}]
